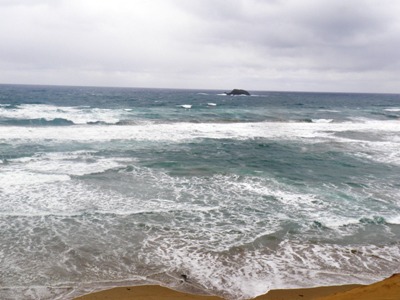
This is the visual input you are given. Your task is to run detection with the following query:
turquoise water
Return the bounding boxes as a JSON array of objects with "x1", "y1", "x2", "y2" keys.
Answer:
[{"x1": 0, "y1": 85, "x2": 400, "y2": 299}]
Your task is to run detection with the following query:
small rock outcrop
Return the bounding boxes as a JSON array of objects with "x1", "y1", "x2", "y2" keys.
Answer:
[{"x1": 225, "y1": 89, "x2": 251, "y2": 96}]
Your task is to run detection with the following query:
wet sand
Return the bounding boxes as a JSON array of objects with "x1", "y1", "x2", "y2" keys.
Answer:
[{"x1": 74, "y1": 273, "x2": 400, "y2": 300}]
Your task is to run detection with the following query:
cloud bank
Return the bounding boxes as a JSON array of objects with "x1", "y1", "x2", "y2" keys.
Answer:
[{"x1": 0, "y1": 0, "x2": 399, "y2": 92}]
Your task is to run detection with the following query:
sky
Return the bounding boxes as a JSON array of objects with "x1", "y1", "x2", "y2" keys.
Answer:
[{"x1": 0, "y1": 0, "x2": 399, "y2": 93}]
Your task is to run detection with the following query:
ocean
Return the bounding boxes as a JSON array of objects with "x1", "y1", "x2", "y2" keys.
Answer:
[{"x1": 0, "y1": 84, "x2": 399, "y2": 300}]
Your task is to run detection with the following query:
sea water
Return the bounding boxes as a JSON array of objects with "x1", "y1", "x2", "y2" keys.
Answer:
[{"x1": 0, "y1": 84, "x2": 399, "y2": 299}]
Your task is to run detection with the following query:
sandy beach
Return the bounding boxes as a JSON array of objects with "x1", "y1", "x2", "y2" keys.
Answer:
[{"x1": 75, "y1": 274, "x2": 400, "y2": 300}]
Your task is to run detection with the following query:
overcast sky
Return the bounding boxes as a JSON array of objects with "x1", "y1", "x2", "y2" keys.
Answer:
[{"x1": 0, "y1": 0, "x2": 399, "y2": 93}]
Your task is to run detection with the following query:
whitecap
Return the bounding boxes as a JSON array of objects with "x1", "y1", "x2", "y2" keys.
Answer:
[
  {"x1": 387, "y1": 215, "x2": 400, "y2": 224},
  {"x1": 0, "y1": 103, "x2": 124, "y2": 124},
  {"x1": 311, "y1": 119, "x2": 333, "y2": 123},
  {"x1": 0, "y1": 169, "x2": 70, "y2": 187},
  {"x1": 384, "y1": 108, "x2": 400, "y2": 112},
  {"x1": 318, "y1": 109, "x2": 340, "y2": 113}
]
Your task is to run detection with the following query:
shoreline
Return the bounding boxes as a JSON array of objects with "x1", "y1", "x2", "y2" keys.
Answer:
[{"x1": 74, "y1": 274, "x2": 400, "y2": 300}]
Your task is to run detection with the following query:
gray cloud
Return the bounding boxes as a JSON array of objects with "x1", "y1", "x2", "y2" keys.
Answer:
[{"x1": 0, "y1": 0, "x2": 399, "y2": 92}]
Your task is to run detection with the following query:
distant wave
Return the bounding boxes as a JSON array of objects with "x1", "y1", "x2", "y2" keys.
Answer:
[
  {"x1": 0, "y1": 118, "x2": 150, "y2": 126},
  {"x1": 288, "y1": 118, "x2": 333, "y2": 123},
  {"x1": 318, "y1": 109, "x2": 340, "y2": 113},
  {"x1": 0, "y1": 118, "x2": 74, "y2": 126},
  {"x1": 1, "y1": 116, "x2": 386, "y2": 127},
  {"x1": 0, "y1": 104, "x2": 20, "y2": 109},
  {"x1": 370, "y1": 111, "x2": 399, "y2": 119},
  {"x1": 0, "y1": 103, "x2": 122, "y2": 125}
]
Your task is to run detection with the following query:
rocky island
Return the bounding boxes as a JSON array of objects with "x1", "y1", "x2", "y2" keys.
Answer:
[{"x1": 225, "y1": 89, "x2": 251, "y2": 96}]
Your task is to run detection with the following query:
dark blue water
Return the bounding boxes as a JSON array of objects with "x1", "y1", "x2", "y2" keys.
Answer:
[{"x1": 1, "y1": 84, "x2": 400, "y2": 299}]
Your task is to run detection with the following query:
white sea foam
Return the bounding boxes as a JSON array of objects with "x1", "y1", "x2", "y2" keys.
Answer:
[
  {"x1": 143, "y1": 236, "x2": 399, "y2": 299},
  {"x1": 0, "y1": 165, "x2": 220, "y2": 216},
  {"x1": 11, "y1": 151, "x2": 129, "y2": 176},
  {"x1": 384, "y1": 108, "x2": 400, "y2": 112},
  {"x1": 311, "y1": 118, "x2": 333, "y2": 123},
  {"x1": 1, "y1": 120, "x2": 400, "y2": 169},
  {"x1": 348, "y1": 140, "x2": 400, "y2": 165},
  {"x1": 0, "y1": 104, "x2": 128, "y2": 124},
  {"x1": 387, "y1": 215, "x2": 400, "y2": 224},
  {"x1": 1, "y1": 164, "x2": 399, "y2": 299},
  {"x1": 0, "y1": 151, "x2": 130, "y2": 190},
  {"x1": 1, "y1": 120, "x2": 400, "y2": 143},
  {"x1": 1, "y1": 119, "x2": 400, "y2": 298},
  {"x1": 0, "y1": 169, "x2": 70, "y2": 187}
]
